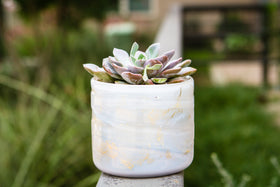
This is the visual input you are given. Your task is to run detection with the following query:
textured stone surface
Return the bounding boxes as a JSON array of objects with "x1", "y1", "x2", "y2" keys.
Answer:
[{"x1": 97, "y1": 172, "x2": 184, "y2": 187}]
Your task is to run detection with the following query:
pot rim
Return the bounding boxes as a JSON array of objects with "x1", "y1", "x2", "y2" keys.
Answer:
[{"x1": 91, "y1": 76, "x2": 193, "y2": 89}]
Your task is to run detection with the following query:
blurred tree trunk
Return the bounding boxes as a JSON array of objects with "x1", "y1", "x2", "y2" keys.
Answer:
[
  {"x1": 0, "y1": 1, "x2": 5, "y2": 60},
  {"x1": 56, "y1": 0, "x2": 69, "y2": 31}
]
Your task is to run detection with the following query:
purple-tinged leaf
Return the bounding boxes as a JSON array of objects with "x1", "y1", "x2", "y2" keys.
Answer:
[
  {"x1": 102, "y1": 58, "x2": 122, "y2": 79},
  {"x1": 176, "y1": 67, "x2": 197, "y2": 77},
  {"x1": 163, "y1": 50, "x2": 175, "y2": 61},
  {"x1": 143, "y1": 62, "x2": 162, "y2": 82},
  {"x1": 179, "y1": 59, "x2": 192, "y2": 68},
  {"x1": 144, "y1": 60, "x2": 162, "y2": 78},
  {"x1": 145, "y1": 79, "x2": 154, "y2": 85},
  {"x1": 135, "y1": 59, "x2": 145, "y2": 67},
  {"x1": 121, "y1": 72, "x2": 144, "y2": 85},
  {"x1": 127, "y1": 65, "x2": 144, "y2": 74},
  {"x1": 152, "y1": 55, "x2": 168, "y2": 67},
  {"x1": 108, "y1": 56, "x2": 122, "y2": 66},
  {"x1": 167, "y1": 77, "x2": 186, "y2": 84},
  {"x1": 111, "y1": 63, "x2": 129, "y2": 75},
  {"x1": 163, "y1": 57, "x2": 183, "y2": 71},
  {"x1": 144, "y1": 59, "x2": 162, "y2": 68},
  {"x1": 160, "y1": 67, "x2": 182, "y2": 78}
]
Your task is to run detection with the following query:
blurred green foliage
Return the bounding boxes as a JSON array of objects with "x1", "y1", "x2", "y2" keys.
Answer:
[
  {"x1": 0, "y1": 28, "x2": 108, "y2": 186},
  {"x1": 185, "y1": 85, "x2": 280, "y2": 187},
  {"x1": 15, "y1": 0, "x2": 118, "y2": 28},
  {"x1": 185, "y1": 49, "x2": 226, "y2": 63},
  {"x1": 225, "y1": 34, "x2": 259, "y2": 54},
  {"x1": 218, "y1": 13, "x2": 250, "y2": 33},
  {"x1": 0, "y1": 75, "x2": 100, "y2": 187},
  {"x1": 0, "y1": 1, "x2": 5, "y2": 59},
  {"x1": 0, "y1": 25, "x2": 154, "y2": 186}
]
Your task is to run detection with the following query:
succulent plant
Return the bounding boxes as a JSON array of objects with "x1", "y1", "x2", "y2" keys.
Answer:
[{"x1": 83, "y1": 42, "x2": 196, "y2": 85}]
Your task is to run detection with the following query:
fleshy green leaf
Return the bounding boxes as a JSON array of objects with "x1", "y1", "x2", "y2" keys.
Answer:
[
  {"x1": 143, "y1": 65, "x2": 149, "y2": 82},
  {"x1": 113, "y1": 48, "x2": 130, "y2": 66},
  {"x1": 93, "y1": 71, "x2": 114, "y2": 83},
  {"x1": 151, "y1": 78, "x2": 167, "y2": 84},
  {"x1": 83, "y1": 63, "x2": 99, "y2": 76},
  {"x1": 83, "y1": 63, "x2": 114, "y2": 83},
  {"x1": 138, "y1": 53, "x2": 146, "y2": 60},
  {"x1": 181, "y1": 59, "x2": 192, "y2": 68},
  {"x1": 145, "y1": 43, "x2": 160, "y2": 59},
  {"x1": 146, "y1": 64, "x2": 162, "y2": 70},
  {"x1": 85, "y1": 42, "x2": 196, "y2": 85},
  {"x1": 130, "y1": 42, "x2": 139, "y2": 57},
  {"x1": 143, "y1": 64, "x2": 162, "y2": 82},
  {"x1": 131, "y1": 56, "x2": 136, "y2": 64},
  {"x1": 144, "y1": 59, "x2": 162, "y2": 78},
  {"x1": 135, "y1": 51, "x2": 147, "y2": 60}
]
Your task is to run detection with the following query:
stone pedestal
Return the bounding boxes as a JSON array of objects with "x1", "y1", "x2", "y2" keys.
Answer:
[{"x1": 97, "y1": 171, "x2": 184, "y2": 187}]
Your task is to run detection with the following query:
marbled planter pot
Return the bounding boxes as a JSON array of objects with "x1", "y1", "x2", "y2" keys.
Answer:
[{"x1": 90, "y1": 77, "x2": 194, "y2": 177}]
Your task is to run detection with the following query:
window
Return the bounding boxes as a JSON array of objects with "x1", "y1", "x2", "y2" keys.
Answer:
[
  {"x1": 119, "y1": 0, "x2": 156, "y2": 16},
  {"x1": 129, "y1": 0, "x2": 150, "y2": 12}
]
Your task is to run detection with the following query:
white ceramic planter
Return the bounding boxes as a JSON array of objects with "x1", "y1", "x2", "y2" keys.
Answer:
[{"x1": 90, "y1": 77, "x2": 194, "y2": 177}]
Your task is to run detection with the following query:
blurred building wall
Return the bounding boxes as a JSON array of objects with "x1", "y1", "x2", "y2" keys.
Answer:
[
  {"x1": 157, "y1": 0, "x2": 258, "y2": 22},
  {"x1": 118, "y1": 0, "x2": 259, "y2": 33}
]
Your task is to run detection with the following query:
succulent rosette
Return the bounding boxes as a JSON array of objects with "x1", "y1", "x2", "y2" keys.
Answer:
[{"x1": 83, "y1": 42, "x2": 196, "y2": 84}]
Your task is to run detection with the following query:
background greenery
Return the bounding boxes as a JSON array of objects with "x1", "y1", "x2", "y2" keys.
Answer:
[{"x1": 0, "y1": 1, "x2": 280, "y2": 187}]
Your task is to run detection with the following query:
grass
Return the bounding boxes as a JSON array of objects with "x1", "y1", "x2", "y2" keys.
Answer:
[
  {"x1": 0, "y1": 74, "x2": 99, "y2": 187},
  {"x1": 0, "y1": 28, "x2": 102, "y2": 186},
  {"x1": 185, "y1": 85, "x2": 280, "y2": 187}
]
